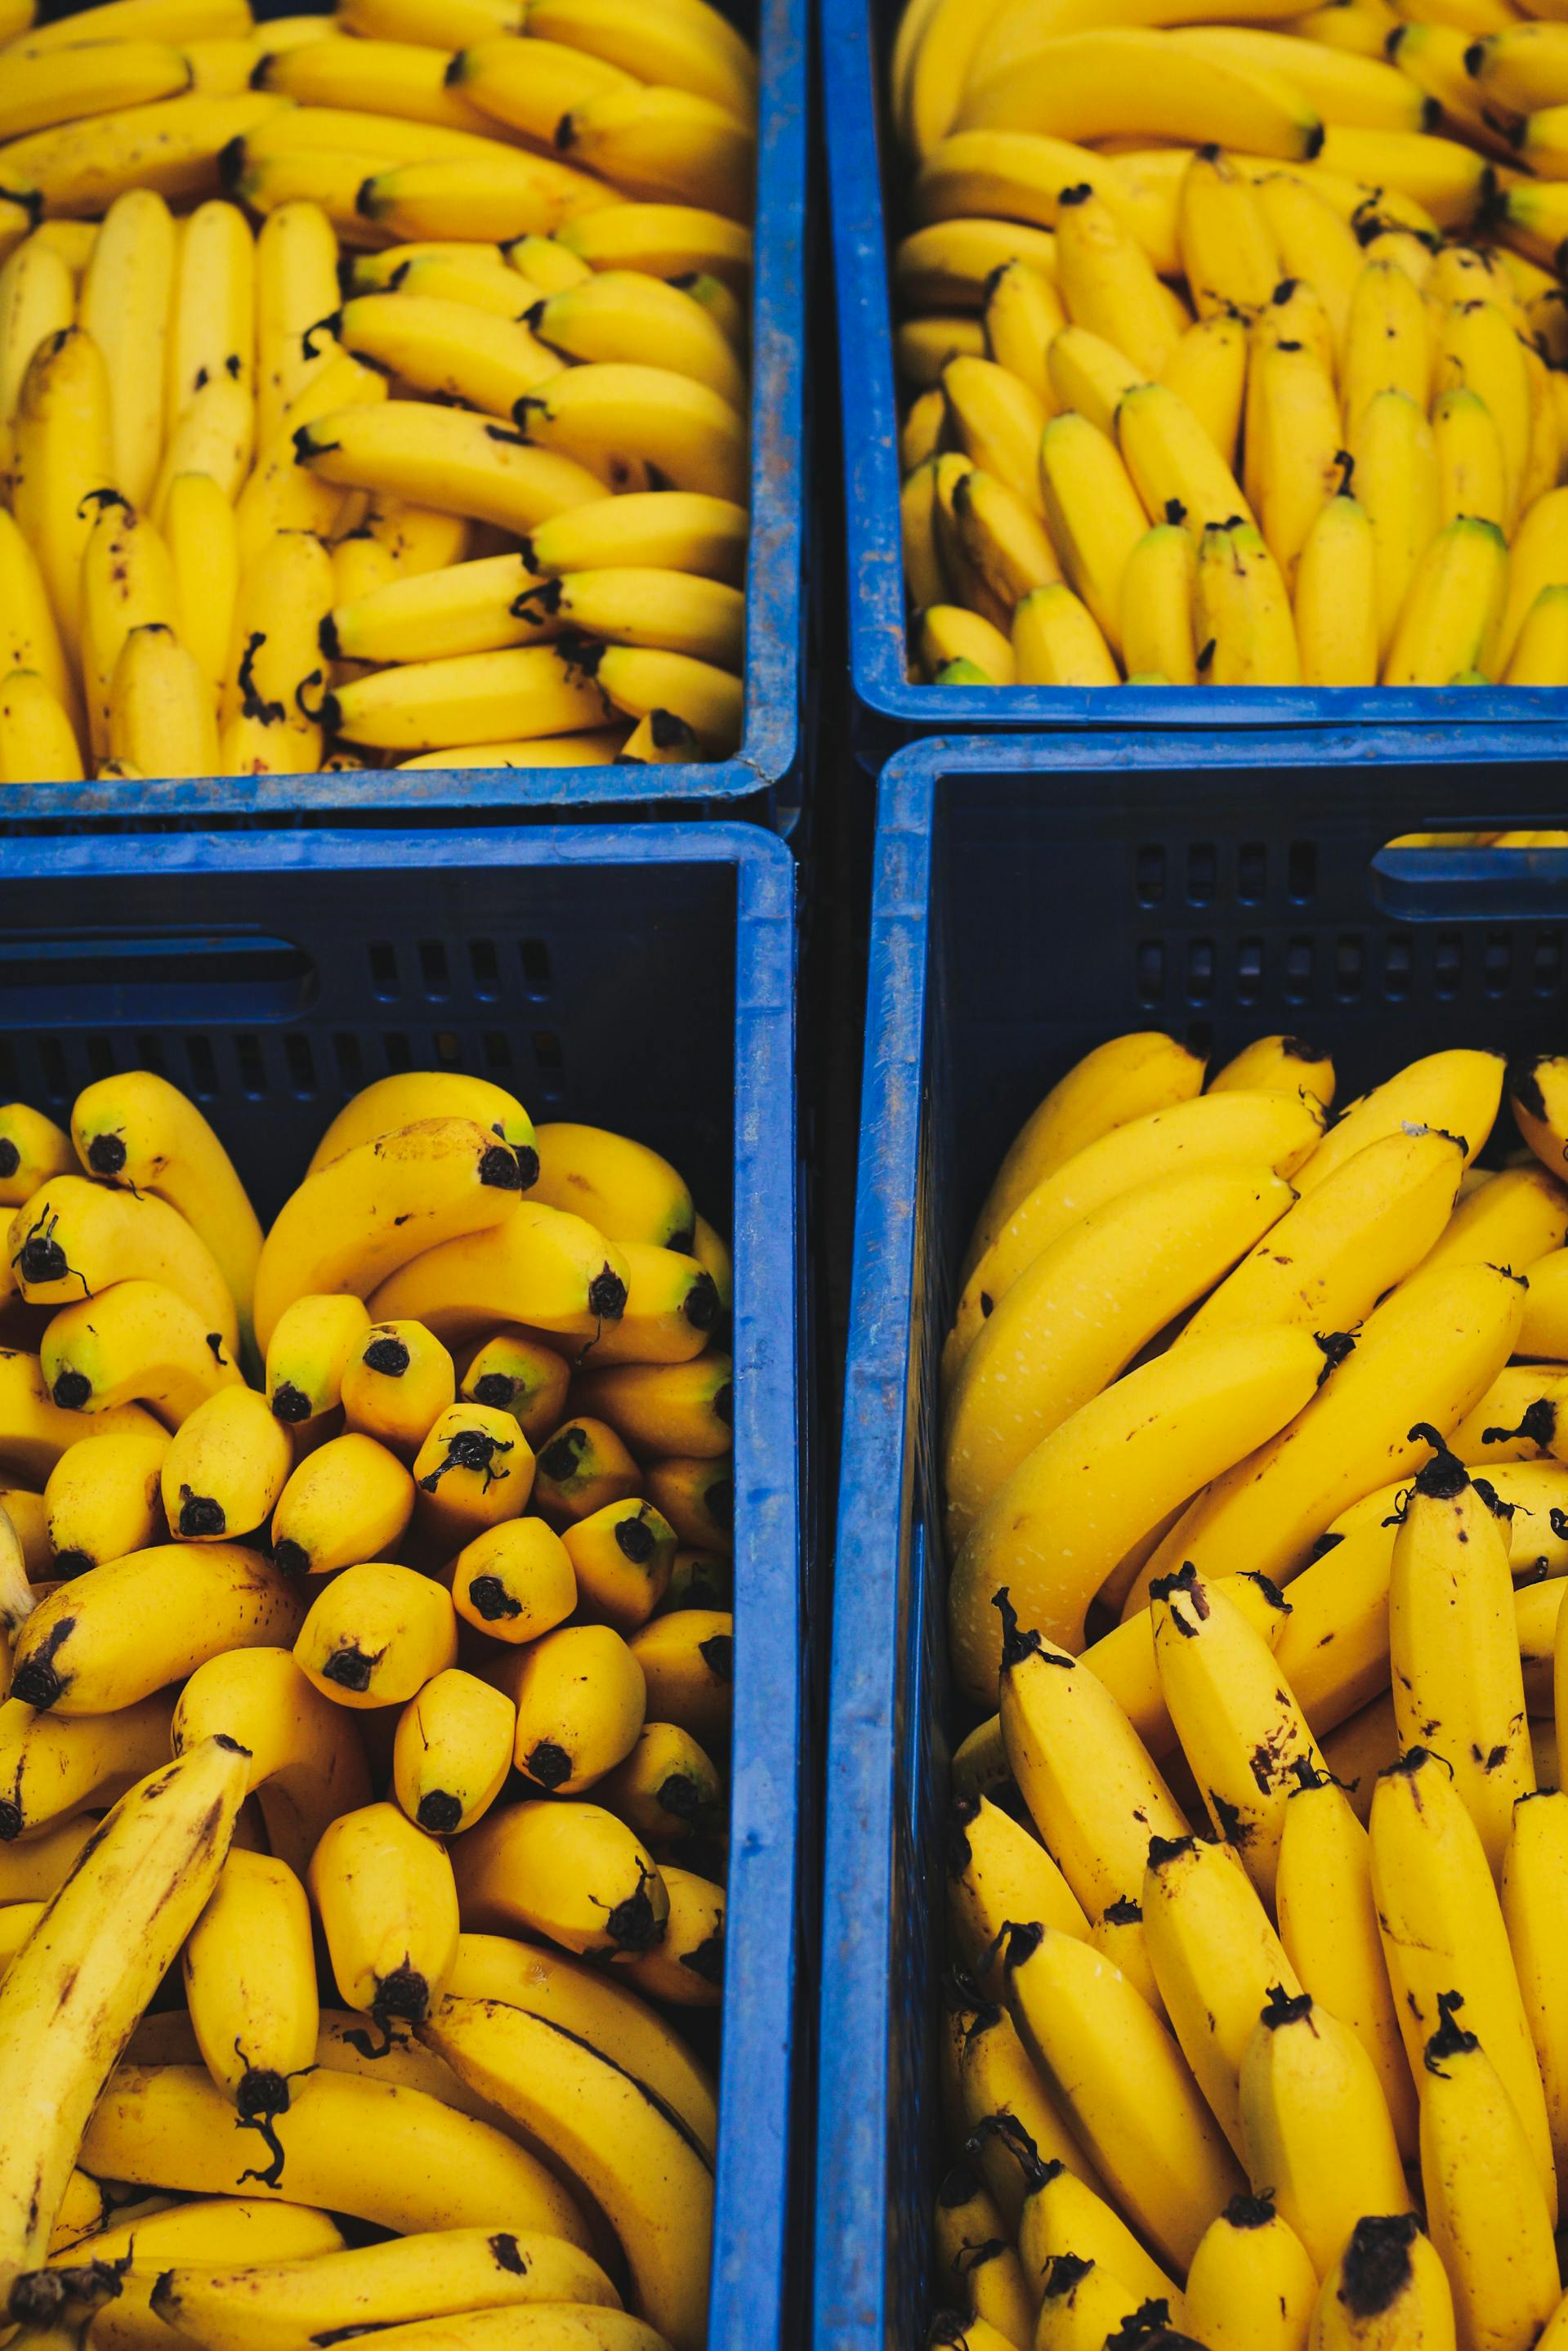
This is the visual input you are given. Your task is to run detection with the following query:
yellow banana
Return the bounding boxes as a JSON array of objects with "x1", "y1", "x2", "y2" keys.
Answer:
[
  {"x1": 948, "y1": 1792, "x2": 1088, "y2": 1994},
  {"x1": 265, "y1": 1295, "x2": 373, "y2": 1428},
  {"x1": 1195, "y1": 516, "x2": 1302, "y2": 684},
  {"x1": 1179, "y1": 145, "x2": 1283, "y2": 319},
  {"x1": 1030, "y1": 2255, "x2": 1148, "y2": 2349},
  {"x1": 333, "y1": 293, "x2": 562, "y2": 419},
  {"x1": 1184, "y1": 2193, "x2": 1318, "y2": 2351},
  {"x1": 412, "y1": 1401, "x2": 534, "y2": 1550},
  {"x1": 0, "y1": 516, "x2": 78, "y2": 746},
  {"x1": 163, "y1": 469, "x2": 239, "y2": 701},
  {"x1": 0, "y1": 1349, "x2": 163, "y2": 1486},
  {"x1": 978, "y1": 258, "x2": 1063, "y2": 409},
  {"x1": 1004, "y1": 1918, "x2": 1244, "y2": 2270},
  {"x1": 1276, "y1": 1765, "x2": 1420, "y2": 2157},
  {"x1": 1248, "y1": 333, "x2": 1346, "y2": 581},
  {"x1": 1419, "y1": 1991, "x2": 1559, "y2": 2351},
  {"x1": 173, "y1": 1645, "x2": 373, "y2": 1879},
  {"x1": 254, "y1": 200, "x2": 346, "y2": 454},
  {"x1": 0, "y1": 238, "x2": 74, "y2": 495},
  {"x1": 393, "y1": 1668, "x2": 514, "y2": 1835},
  {"x1": 109, "y1": 623, "x2": 220, "y2": 782},
  {"x1": 165, "y1": 195, "x2": 253, "y2": 433},
  {"x1": 218, "y1": 526, "x2": 333, "y2": 778},
  {"x1": 1508, "y1": 586, "x2": 1568, "y2": 686},
  {"x1": 252, "y1": 32, "x2": 519, "y2": 133},
  {"x1": 0, "y1": 92, "x2": 286, "y2": 221},
  {"x1": 1307, "y1": 2212, "x2": 1458, "y2": 2348},
  {"x1": 951, "y1": 1324, "x2": 1328, "y2": 1691},
  {"x1": 157, "y1": 1383, "x2": 290, "y2": 1544},
  {"x1": 0, "y1": 41, "x2": 192, "y2": 145},
  {"x1": 919, "y1": 604, "x2": 1012, "y2": 686},
  {"x1": 355, "y1": 145, "x2": 614, "y2": 247},
  {"x1": 0, "y1": 671, "x2": 82, "y2": 784},
  {"x1": 1344, "y1": 260, "x2": 1432, "y2": 445},
  {"x1": 1158, "y1": 309, "x2": 1249, "y2": 472},
  {"x1": 1304, "y1": 1048, "x2": 1503, "y2": 1195},
  {"x1": 459, "y1": 1331, "x2": 571, "y2": 1443},
  {"x1": 958, "y1": 28, "x2": 1324, "y2": 154},
  {"x1": 934, "y1": 2156, "x2": 1035, "y2": 2346},
  {"x1": 558, "y1": 1498, "x2": 677, "y2": 1630},
  {"x1": 554, "y1": 83, "x2": 753, "y2": 221},
  {"x1": 1432, "y1": 296, "x2": 1532, "y2": 521},
  {"x1": 1141, "y1": 1831, "x2": 1302, "y2": 2161},
  {"x1": 615, "y1": 1862, "x2": 722, "y2": 2008},
  {"x1": 10, "y1": 1169, "x2": 237, "y2": 1347},
  {"x1": 520, "y1": 489, "x2": 748, "y2": 585},
  {"x1": 1238, "y1": 1987, "x2": 1413, "y2": 2276},
  {"x1": 312, "y1": 1075, "x2": 538, "y2": 1177},
  {"x1": 42, "y1": 1425, "x2": 168, "y2": 1575},
  {"x1": 0, "y1": 1738, "x2": 249, "y2": 2310},
  {"x1": 1116, "y1": 376, "x2": 1254, "y2": 548},
  {"x1": 1052, "y1": 181, "x2": 1176, "y2": 378},
  {"x1": 1293, "y1": 491, "x2": 1382, "y2": 686},
  {"x1": 1119, "y1": 521, "x2": 1197, "y2": 684},
  {"x1": 1382, "y1": 512, "x2": 1508, "y2": 684},
  {"x1": 78, "y1": 496, "x2": 181, "y2": 768},
  {"x1": 627, "y1": 1603, "x2": 731, "y2": 1742},
  {"x1": 309, "y1": 1799, "x2": 458, "y2": 2037},
  {"x1": 79, "y1": 190, "x2": 177, "y2": 511},
  {"x1": 79, "y1": 2062, "x2": 591, "y2": 2245},
  {"x1": 0, "y1": 1110, "x2": 70, "y2": 1213},
  {"x1": 520, "y1": 0, "x2": 755, "y2": 115},
  {"x1": 1255, "y1": 168, "x2": 1362, "y2": 349},
  {"x1": 340, "y1": 1321, "x2": 456, "y2": 1457},
  {"x1": 530, "y1": 1414, "x2": 637, "y2": 1526},
  {"x1": 324, "y1": 552, "x2": 552, "y2": 663},
  {"x1": 451, "y1": 1797, "x2": 668, "y2": 1959},
  {"x1": 369, "y1": 1200, "x2": 629, "y2": 1348},
  {"x1": 1038, "y1": 408, "x2": 1147, "y2": 653},
  {"x1": 294, "y1": 401, "x2": 608, "y2": 538},
  {"x1": 294, "y1": 1562, "x2": 458, "y2": 1710},
  {"x1": 450, "y1": 1516, "x2": 578, "y2": 1644},
  {"x1": 182, "y1": 1848, "x2": 318, "y2": 2175},
  {"x1": 9, "y1": 1544, "x2": 302, "y2": 1715},
  {"x1": 1496, "y1": 489, "x2": 1568, "y2": 675},
  {"x1": 0, "y1": 1688, "x2": 175, "y2": 1844},
  {"x1": 449, "y1": 31, "x2": 637, "y2": 146},
  {"x1": 1502, "y1": 1790, "x2": 1568, "y2": 2196},
  {"x1": 11, "y1": 327, "x2": 118, "y2": 659},
  {"x1": 1432, "y1": 384, "x2": 1507, "y2": 530}
]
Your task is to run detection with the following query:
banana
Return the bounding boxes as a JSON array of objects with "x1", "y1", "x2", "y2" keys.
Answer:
[
  {"x1": 958, "y1": 27, "x2": 1323, "y2": 154},
  {"x1": 637, "y1": 1466, "x2": 733, "y2": 1561},
  {"x1": 952, "y1": 1325, "x2": 1326, "y2": 1692},
  {"x1": 252, "y1": 198, "x2": 340, "y2": 449},
  {"x1": 596, "y1": 1722, "x2": 721, "y2": 1862},
  {"x1": 518, "y1": 0, "x2": 755, "y2": 118},
  {"x1": 919, "y1": 603, "x2": 1013, "y2": 685},
  {"x1": 449, "y1": 33, "x2": 636, "y2": 149},
  {"x1": 520, "y1": 490, "x2": 747, "y2": 585},
  {"x1": 79, "y1": 2063, "x2": 591, "y2": 2245},
  {"x1": 1508, "y1": 586, "x2": 1568, "y2": 686},
  {"x1": 1141, "y1": 1833, "x2": 1302, "y2": 2161},
  {"x1": 10, "y1": 1171, "x2": 237, "y2": 1348},
  {"x1": 1275, "y1": 1766, "x2": 1419, "y2": 2157},
  {"x1": 1128, "y1": 1258, "x2": 1526, "y2": 1611},
  {"x1": 0, "y1": 1815, "x2": 100, "y2": 1906},
  {"x1": 1195, "y1": 516, "x2": 1302, "y2": 683},
  {"x1": 0, "y1": 239, "x2": 74, "y2": 493},
  {"x1": 554, "y1": 85, "x2": 753, "y2": 222},
  {"x1": 0, "y1": 92, "x2": 286, "y2": 219},
  {"x1": 156, "y1": 2309, "x2": 670, "y2": 2351},
  {"x1": 0, "y1": 1351, "x2": 163, "y2": 1486},
  {"x1": 1501, "y1": 1791, "x2": 1568, "y2": 2198},
  {"x1": 972, "y1": 2114, "x2": 1177, "y2": 2313},
  {"x1": 560, "y1": 1500, "x2": 677, "y2": 1630},
  {"x1": 165, "y1": 196, "x2": 253, "y2": 434},
  {"x1": 507, "y1": 235, "x2": 595, "y2": 293},
  {"x1": 0, "y1": 1689, "x2": 174, "y2": 1843},
  {"x1": 0, "y1": 1116, "x2": 69, "y2": 1220},
  {"x1": 10, "y1": 1543, "x2": 302, "y2": 1714},
  {"x1": 332, "y1": 293, "x2": 562, "y2": 419},
  {"x1": 1036, "y1": 408, "x2": 1147, "y2": 653},
  {"x1": 1343, "y1": 261, "x2": 1432, "y2": 449},
  {"x1": 158, "y1": 1384, "x2": 290, "y2": 1545},
  {"x1": 570, "y1": 1244, "x2": 718, "y2": 1370},
  {"x1": 324, "y1": 552, "x2": 553, "y2": 664},
  {"x1": 511, "y1": 359, "x2": 746, "y2": 505},
  {"x1": 1052, "y1": 181, "x2": 1176, "y2": 378},
  {"x1": 392, "y1": 1668, "x2": 514, "y2": 1835},
  {"x1": 1432, "y1": 385, "x2": 1507, "y2": 531},
  {"x1": 946, "y1": 1164, "x2": 1292, "y2": 1547},
  {"x1": 1183, "y1": 2194, "x2": 1318, "y2": 2351},
  {"x1": 412, "y1": 1401, "x2": 534, "y2": 1549},
  {"x1": 295, "y1": 403, "x2": 608, "y2": 539},
  {"x1": 555, "y1": 639, "x2": 744, "y2": 752},
  {"x1": 253, "y1": 34, "x2": 515, "y2": 136},
  {"x1": 108, "y1": 623, "x2": 219, "y2": 781},
  {"x1": 1382, "y1": 512, "x2": 1508, "y2": 684},
  {"x1": 1496, "y1": 493, "x2": 1568, "y2": 680},
  {"x1": 1418, "y1": 1992, "x2": 1559, "y2": 2351},
  {"x1": 524, "y1": 569, "x2": 745, "y2": 670},
  {"x1": 1387, "y1": 1441, "x2": 1532, "y2": 1873},
  {"x1": 1293, "y1": 492, "x2": 1381, "y2": 685},
  {"x1": 340, "y1": 1322, "x2": 456, "y2": 1457},
  {"x1": 369, "y1": 1201, "x2": 629, "y2": 1347},
  {"x1": 1004, "y1": 1919, "x2": 1244, "y2": 2269},
  {"x1": 47, "y1": 2192, "x2": 342, "y2": 2273},
  {"x1": 1151, "y1": 1562, "x2": 1324, "y2": 1896},
  {"x1": 460, "y1": 1332, "x2": 571, "y2": 1442},
  {"x1": 1116, "y1": 377, "x2": 1254, "y2": 544},
  {"x1": 182, "y1": 1848, "x2": 318, "y2": 2175},
  {"x1": 0, "y1": 40, "x2": 191, "y2": 144},
  {"x1": 1319, "y1": 122, "x2": 1493, "y2": 227},
  {"x1": 150, "y1": 368, "x2": 252, "y2": 521},
  {"x1": 1248, "y1": 333, "x2": 1345, "y2": 582},
  {"x1": 152, "y1": 2230, "x2": 619, "y2": 2351},
  {"x1": 532, "y1": 1415, "x2": 637, "y2": 1525},
  {"x1": 572, "y1": 1355, "x2": 731, "y2": 1464},
  {"x1": 956, "y1": 1991, "x2": 1092, "y2": 2216},
  {"x1": 996, "y1": 1599, "x2": 1186, "y2": 1924},
  {"x1": 312, "y1": 1078, "x2": 538, "y2": 1178},
  {"x1": 945, "y1": 468, "x2": 1061, "y2": 628},
  {"x1": 451, "y1": 1798, "x2": 668, "y2": 1958},
  {"x1": 1432, "y1": 297, "x2": 1531, "y2": 523},
  {"x1": 934, "y1": 2157, "x2": 1034, "y2": 2345},
  {"x1": 0, "y1": 672, "x2": 82, "y2": 784},
  {"x1": 1304, "y1": 1049, "x2": 1503, "y2": 1195},
  {"x1": 1239, "y1": 1987, "x2": 1413, "y2": 2277},
  {"x1": 355, "y1": 150, "x2": 613, "y2": 247},
  {"x1": 1177, "y1": 145, "x2": 1282, "y2": 320},
  {"x1": 218, "y1": 526, "x2": 333, "y2": 778},
  {"x1": 269, "y1": 1430, "x2": 414, "y2": 1578},
  {"x1": 1512, "y1": 1056, "x2": 1568, "y2": 1186},
  {"x1": 936, "y1": 353, "x2": 1043, "y2": 514},
  {"x1": 294, "y1": 1561, "x2": 458, "y2": 1710},
  {"x1": 172, "y1": 1646, "x2": 373, "y2": 1879},
  {"x1": 978, "y1": 258, "x2": 1062, "y2": 408},
  {"x1": 1255, "y1": 168, "x2": 1362, "y2": 348},
  {"x1": 0, "y1": 1738, "x2": 248, "y2": 2310},
  {"x1": 1332, "y1": 1456, "x2": 1568, "y2": 1577},
  {"x1": 419, "y1": 1994, "x2": 709, "y2": 2351},
  {"x1": 616, "y1": 1862, "x2": 722, "y2": 2008},
  {"x1": 309, "y1": 1799, "x2": 458, "y2": 2039},
  {"x1": 0, "y1": 517, "x2": 76, "y2": 737},
  {"x1": 450, "y1": 1517, "x2": 578, "y2": 1643},
  {"x1": 386, "y1": 251, "x2": 539, "y2": 315},
  {"x1": 253, "y1": 1118, "x2": 525, "y2": 1354},
  {"x1": 1028, "y1": 2256, "x2": 1150, "y2": 2349},
  {"x1": 11, "y1": 328, "x2": 118, "y2": 659},
  {"x1": 955, "y1": 1081, "x2": 1320, "y2": 1356},
  {"x1": 552, "y1": 203, "x2": 752, "y2": 300},
  {"x1": 78, "y1": 498, "x2": 181, "y2": 768},
  {"x1": 1309, "y1": 2212, "x2": 1459, "y2": 2349},
  {"x1": 78, "y1": 190, "x2": 176, "y2": 511},
  {"x1": 1370, "y1": 1745, "x2": 1555, "y2": 2207},
  {"x1": 523, "y1": 270, "x2": 747, "y2": 413},
  {"x1": 1157, "y1": 311, "x2": 1248, "y2": 476},
  {"x1": 0, "y1": 1495, "x2": 38, "y2": 1640}
]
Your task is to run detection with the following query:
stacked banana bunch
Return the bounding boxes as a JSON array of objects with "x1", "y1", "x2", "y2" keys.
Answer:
[
  {"x1": 0, "y1": 0, "x2": 755, "y2": 786},
  {"x1": 934, "y1": 1033, "x2": 1568, "y2": 2349},
  {"x1": 891, "y1": 0, "x2": 1568, "y2": 689},
  {"x1": 0, "y1": 1066, "x2": 737, "y2": 2351}
]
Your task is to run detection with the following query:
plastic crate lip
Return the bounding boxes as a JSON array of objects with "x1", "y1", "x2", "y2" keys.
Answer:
[
  {"x1": 823, "y1": 0, "x2": 1568, "y2": 738},
  {"x1": 4, "y1": 0, "x2": 805, "y2": 825},
  {"x1": 813, "y1": 731, "x2": 1568, "y2": 2350},
  {"x1": 0, "y1": 817, "x2": 802, "y2": 2351}
]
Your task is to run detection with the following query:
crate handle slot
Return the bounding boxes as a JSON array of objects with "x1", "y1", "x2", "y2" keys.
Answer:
[
  {"x1": 0, "y1": 931, "x2": 315, "y2": 1024},
  {"x1": 1369, "y1": 843, "x2": 1568, "y2": 924}
]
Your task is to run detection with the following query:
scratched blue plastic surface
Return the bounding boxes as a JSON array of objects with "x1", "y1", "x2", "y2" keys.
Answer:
[
  {"x1": 0, "y1": 820, "x2": 805, "y2": 2351},
  {"x1": 822, "y1": 0, "x2": 1568, "y2": 753},
  {"x1": 814, "y1": 731, "x2": 1568, "y2": 2351},
  {"x1": 7, "y1": 0, "x2": 806, "y2": 828}
]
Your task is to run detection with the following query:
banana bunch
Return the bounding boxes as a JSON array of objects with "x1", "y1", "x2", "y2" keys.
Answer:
[
  {"x1": 892, "y1": 0, "x2": 1568, "y2": 690},
  {"x1": 935, "y1": 1028, "x2": 1568, "y2": 2349},
  {"x1": 0, "y1": 1062, "x2": 736, "y2": 2351},
  {"x1": 0, "y1": 0, "x2": 757, "y2": 789}
]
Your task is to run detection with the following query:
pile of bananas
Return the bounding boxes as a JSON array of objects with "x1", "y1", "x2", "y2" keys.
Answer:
[
  {"x1": 935, "y1": 1033, "x2": 1568, "y2": 2349},
  {"x1": 0, "y1": 0, "x2": 756, "y2": 786},
  {"x1": 891, "y1": 0, "x2": 1568, "y2": 689},
  {"x1": 0, "y1": 1066, "x2": 737, "y2": 2351}
]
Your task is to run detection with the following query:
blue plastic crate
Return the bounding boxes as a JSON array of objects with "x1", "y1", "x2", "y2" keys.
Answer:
[
  {"x1": 0, "y1": 817, "x2": 806, "y2": 2350},
  {"x1": 822, "y1": 0, "x2": 1568, "y2": 756},
  {"x1": 814, "y1": 729, "x2": 1568, "y2": 2351},
  {"x1": 7, "y1": 0, "x2": 806, "y2": 829}
]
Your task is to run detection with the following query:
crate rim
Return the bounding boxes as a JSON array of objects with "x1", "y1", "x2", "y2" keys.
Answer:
[
  {"x1": 5, "y1": 0, "x2": 806, "y2": 828},
  {"x1": 812, "y1": 730, "x2": 1568, "y2": 2351},
  {"x1": 0, "y1": 816, "x2": 806, "y2": 2351},
  {"x1": 821, "y1": 0, "x2": 1568, "y2": 742}
]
